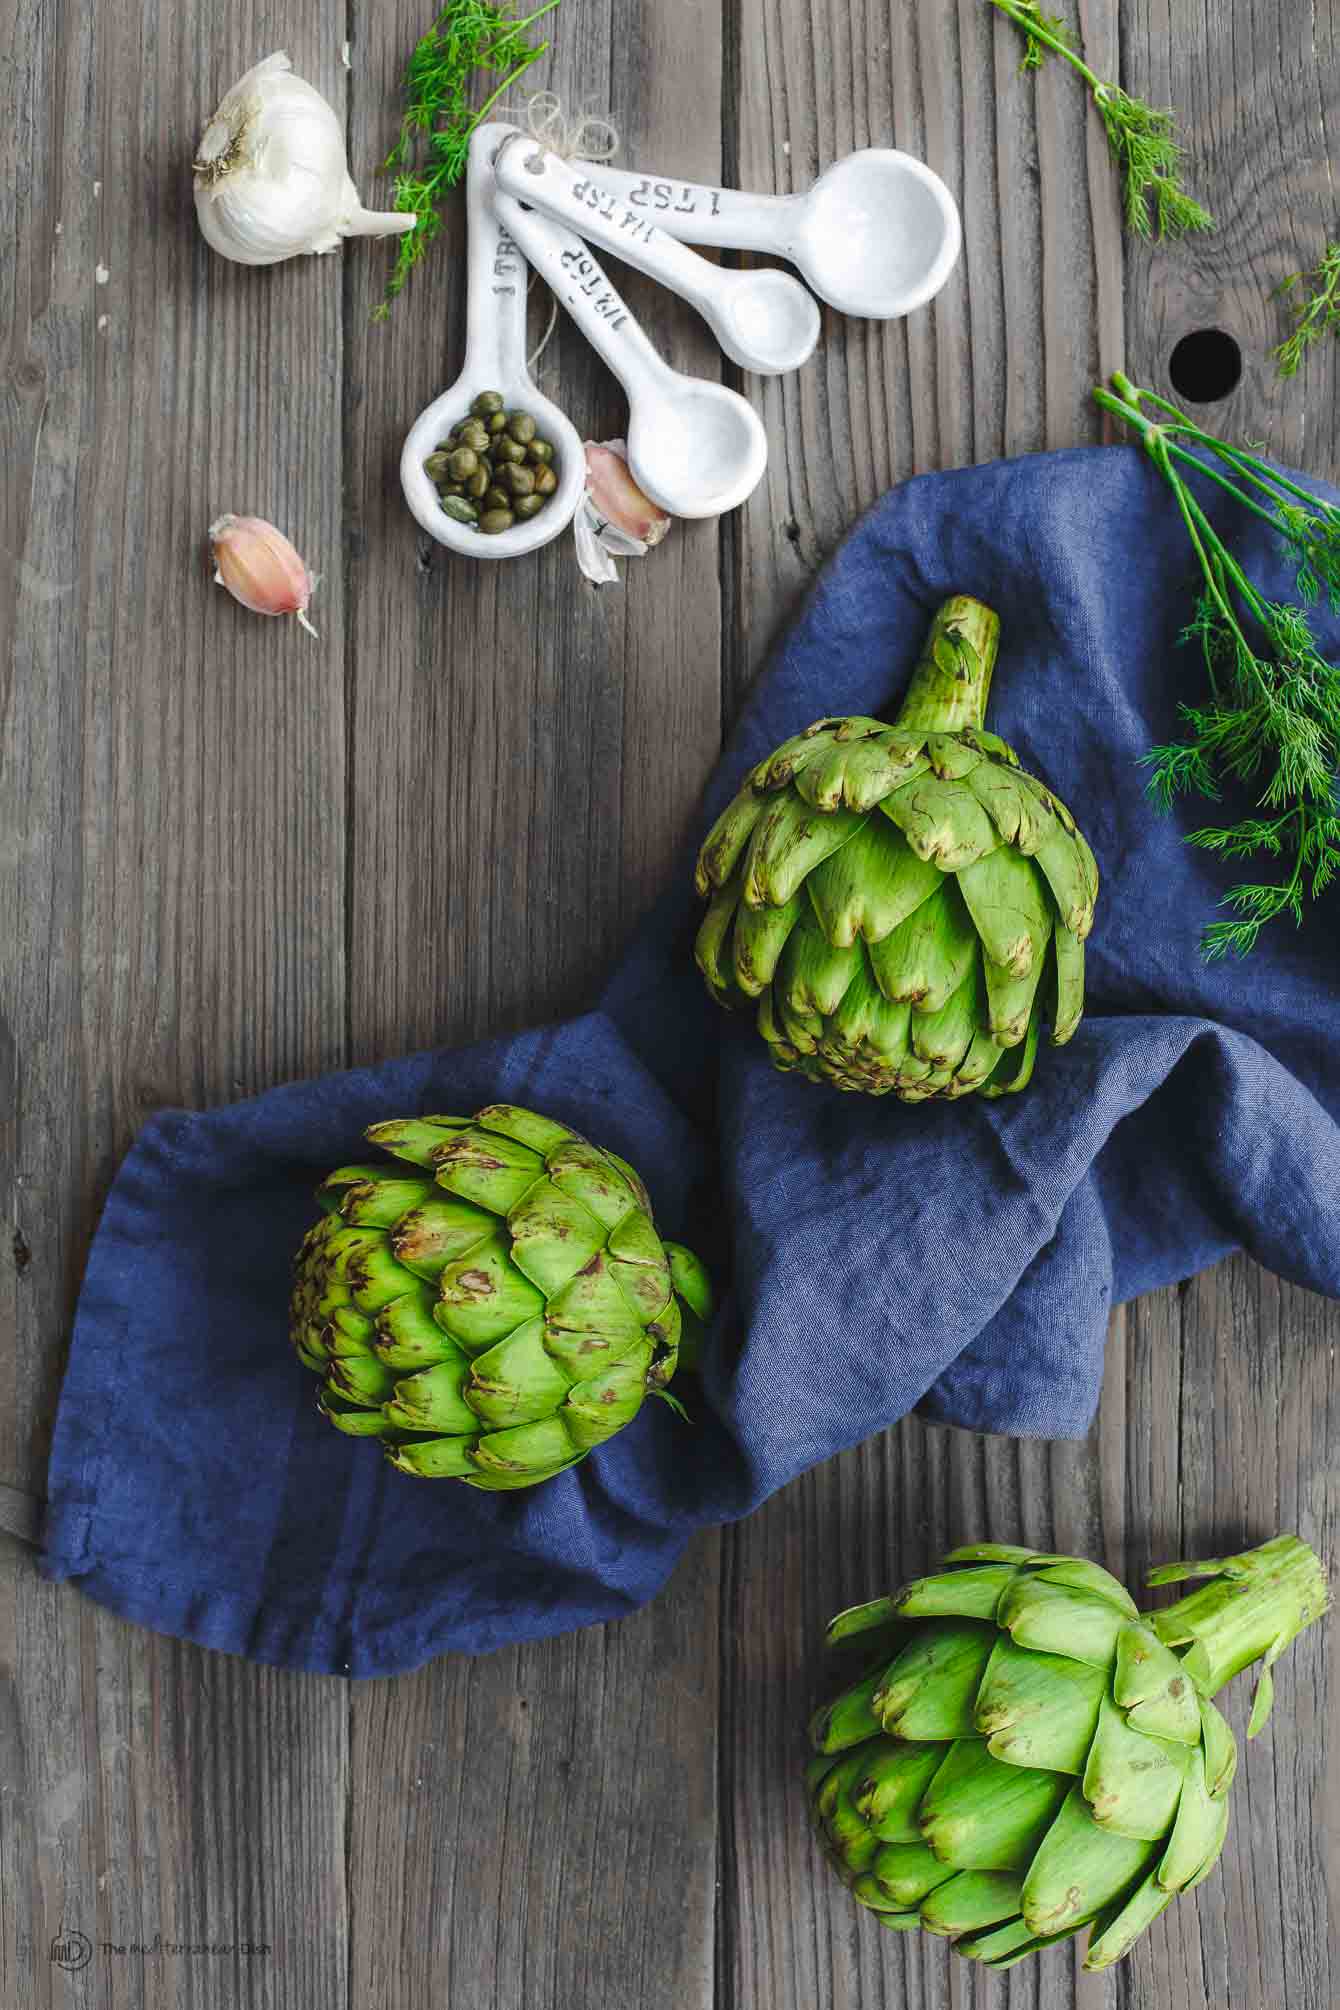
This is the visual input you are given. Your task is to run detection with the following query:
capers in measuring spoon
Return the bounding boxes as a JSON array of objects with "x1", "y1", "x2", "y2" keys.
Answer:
[{"x1": 427, "y1": 404, "x2": 561, "y2": 539}]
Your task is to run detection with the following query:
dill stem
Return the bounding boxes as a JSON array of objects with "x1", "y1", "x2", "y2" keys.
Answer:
[
  {"x1": 988, "y1": 0, "x2": 1103, "y2": 91},
  {"x1": 469, "y1": 38, "x2": 549, "y2": 131}
]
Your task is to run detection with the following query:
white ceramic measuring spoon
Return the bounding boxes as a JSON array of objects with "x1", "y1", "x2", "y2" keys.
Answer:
[
  {"x1": 493, "y1": 185, "x2": 768, "y2": 520},
  {"x1": 493, "y1": 134, "x2": 820, "y2": 376},
  {"x1": 589, "y1": 150, "x2": 961, "y2": 321},
  {"x1": 400, "y1": 123, "x2": 586, "y2": 560}
]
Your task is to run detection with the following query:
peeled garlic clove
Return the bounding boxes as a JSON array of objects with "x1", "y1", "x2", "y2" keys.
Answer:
[
  {"x1": 584, "y1": 443, "x2": 672, "y2": 547},
  {"x1": 193, "y1": 52, "x2": 415, "y2": 266},
  {"x1": 209, "y1": 515, "x2": 318, "y2": 636}
]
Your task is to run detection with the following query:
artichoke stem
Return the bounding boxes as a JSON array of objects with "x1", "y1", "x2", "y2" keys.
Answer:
[
  {"x1": 891, "y1": 595, "x2": 1001, "y2": 735},
  {"x1": 1147, "y1": 1533, "x2": 1329, "y2": 1700}
]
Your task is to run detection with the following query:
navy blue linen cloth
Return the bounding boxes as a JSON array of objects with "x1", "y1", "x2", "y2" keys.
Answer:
[{"x1": 41, "y1": 447, "x2": 1340, "y2": 1674}]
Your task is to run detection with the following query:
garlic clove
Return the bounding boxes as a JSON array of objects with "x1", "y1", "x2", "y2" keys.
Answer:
[
  {"x1": 193, "y1": 52, "x2": 414, "y2": 267},
  {"x1": 209, "y1": 514, "x2": 319, "y2": 636},
  {"x1": 584, "y1": 443, "x2": 672, "y2": 547}
]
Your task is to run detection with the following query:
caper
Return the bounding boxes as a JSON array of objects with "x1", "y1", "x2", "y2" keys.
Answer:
[
  {"x1": 471, "y1": 390, "x2": 505, "y2": 417},
  {"x1": 488, "y1": 410, "x2": 508, "y2": 434},
  {"x1": 448, "y1": 446, "x2": 479, "y2": 481},
  {"x1": 532, "y1": 464, "x2": 558, "y2": 497},
  {"x1": 440, "y1": 480, "x2": 465, "y2": 496},
  {"x1": 503, "y1": 463, "x2": 535, "y2": 498},
  {"x1": 493, "y1": 436, "x2": 526, "y2": 466},
  {"x1": 424, "y1": 450, "x2": 452, "y2": 482},
  {"x1": 506, "y1": 412, "x2": 537, "y2": 445},
  {"x1": 440, "y1": 494, "x2": 480, "y2": 524},
  {"x1": 459, "y1": 420, "x2": 490, "y2": 452},
  {"x1": 526, "y1": 439, "x2": 554, "y2": 465},
  {"x1": 513, "y1": 493, "x2": 546, "y2": 520},
  {"x1": 479, "y1": 508, "x2": 515, "y2": 534},
  {"x1": 464, "y1": 468, "x2": 490, "y2": 499},
  {"x1": 483, "y1": 486, "x2": 511, "y2": 513}
]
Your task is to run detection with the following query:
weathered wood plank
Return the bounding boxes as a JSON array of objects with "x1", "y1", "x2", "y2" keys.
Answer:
[
  {"x1": 340, "y1": 0, "x2": 724, "y2": 2002},
  {"x1": 1114, "y1": 3, "x2": 1340, "y2": 1991},
  {"x1": 721, "y1": 2, "x2": 1129, "y2": 2007},
  {"x1": 0, "y1": 2, "x2": 351, "y2": 2003}
]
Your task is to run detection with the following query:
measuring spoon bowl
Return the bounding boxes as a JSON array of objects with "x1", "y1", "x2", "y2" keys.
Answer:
[
  {"x1": 494, "y1": 185, "x2": 768, "y2": 519},
  {"x1": 593, "y1": 148, "x2": 961, "y2": 320},
  {"x1": 493, "y1": 135, "x2": 819, "y2": 375},
  {"x1": 400, "y1": 123, "x2": 586, "y2": 561}
]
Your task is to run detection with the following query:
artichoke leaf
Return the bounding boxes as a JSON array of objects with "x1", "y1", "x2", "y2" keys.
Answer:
[
  {"x1": 874, "y1": 1620, "x2": 997, "y2": 1740},
  {"x1": 694, "y1": 787, "x2": 767, "y2": 893},
  {"x1": 957, "y1": 846, "x2": 1052, "y2": 978},
  {"x1": 1034, "y1": 824, "x2": 1099, "y2": 939},
  {"x1": 869, "y1": 1842, "x2": 958, "y2": 1909},
  {"x1": 1082, "y1": 1693, "x2": 1189, "y2": 1840},
  {"x1": 1049, "y1": 925, "x2": 1086, "y2": 1045},
  {"x1": 796, "y1": 729, "x2": 925, "y2": 812},
  {"x1": 966, "y1": 758, "x2": 1059, "y2": 854},
  {"x1": 776, "y1": 911, "x2": 865, "y2": 1018},
  {"x1": 505, "y1": 1179, "x2": 608, "y2": 1295},
  {"x1": 974, "y1": 1634, "x2": 1106, "y2": 1774},
  {"x1": 743, "y1": 791, "x2": 867, "y2": 908},
  {"x1": 880, "y1": 773, "x2": 1002, "y2": 871},
  {"x1": 432, "y1": 1126, "x2": 547, "y2": 1213},
  {"x1": 809, "y1": 1663, "x2": 887, "y2": 1754},
  {"x1": 461, "y1": 1317, "x2": 571, "y2": 1428},
  {"x1": 694, "y1": 874, "x2": 746, "y2": 1005},
  {"x1": 910, "y1": 965, "x2": 980, "y2": 1070},
  {"x1": 1155, "y1": 1745, "x2": 1219, "y2": 1891},
  {"x1": 919, "y1": 1739, "x2": 1071, "y2": 1871},
  {"x1": 979, "y1": 1002, "x2": 1042, "y2": 1097},
  {"x1": 1112, "y1": 1621, "x2": 1202, "y2": 1744},
  {"x1": 732, "y1": 890, "x2": 803, "y2": 996},
  {"x1": 1083, "y1": 1870, "x2": 1178, "y2": 1971},
  {"x1": 892, "y1": 1563, "x2": 1019, "y2": 1623},
  {"x1": 1021, "y1": 1786, "x2": 1158, "y2": 1937},
  {"x1": 804, "y1": 817, "x2": 942, "y2": 946},
  {"x1": 382, "y1": 1354, "x2": 481, "y2": 1433},
  {"x1": 867, "y1": 880, "x2": 978, "y2": 1012},
  {"x1": 919, "y1": 1870, "x2": 1027, "y2": 1935}
]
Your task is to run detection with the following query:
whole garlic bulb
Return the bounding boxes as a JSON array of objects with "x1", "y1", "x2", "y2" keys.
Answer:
[{"x1": 193, "y1": 52, "x2": 415, "y2": 266}]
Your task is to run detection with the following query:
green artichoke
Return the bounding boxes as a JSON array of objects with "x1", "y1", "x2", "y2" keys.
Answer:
[
  {"x1": 807, "y1": 1535, "x2": 1327, "y2": 1971},
  {"x1": 694, "y1": 596, "x2": 1098, "y2": 1099},
  {"x1": 290, "y1": 1105, "x2": 712, "y2": 1489}
]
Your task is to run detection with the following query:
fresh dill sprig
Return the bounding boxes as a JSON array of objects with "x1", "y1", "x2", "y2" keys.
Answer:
[
  {"x1": 988, "y1": 0, "x2": 1214, "y2": 240},
  {"x1": 374, "y1": 0, "x2": 561, "y2": 318},
  {"x1": 1273, "y1": 241, "x2": 1340, "y2": 379},
  {"x1": 1094, "y1": 372, "x2": 1340, "y2": 957}
]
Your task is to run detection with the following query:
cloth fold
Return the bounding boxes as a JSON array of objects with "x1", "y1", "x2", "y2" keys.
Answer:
[{"x1": 40, "y1": 446, "x2": 1340, "y2": 1674}]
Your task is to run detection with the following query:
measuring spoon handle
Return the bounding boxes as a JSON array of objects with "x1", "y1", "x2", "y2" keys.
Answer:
[
  {"x1": 584, "y1": 163, "x2": 797, "y2": 252},
  {"x1": 464, "y1": 122, "x2": 530, "y2": 384},
  {"x1": 492, "y1": 186, "x2": 673, "y2": 408},
  {"x1": 495, "y1": 136, "x2": 735, "y2": 322}
]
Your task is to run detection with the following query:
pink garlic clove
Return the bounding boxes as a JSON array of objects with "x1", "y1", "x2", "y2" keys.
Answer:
[
  {"x1": 208, "y1": 514, "x2": 319, "y2": 635},
  {"x1": 584, "y1": 445, "x2": 671, "y2": 547}
]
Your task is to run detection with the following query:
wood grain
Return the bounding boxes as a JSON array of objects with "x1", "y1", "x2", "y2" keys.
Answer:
[
  {"x1": 2, "y1": 0, "x2": 1337, "y2": 2006},
  {"x1": 0, "y1": 1, "x2": 350, "y2": 2004},
  {"x1": 339, "y1": 1, "x2": 724, "y2": 2004}
]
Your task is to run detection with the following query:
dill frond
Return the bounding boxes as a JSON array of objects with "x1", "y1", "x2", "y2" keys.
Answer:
[
  {"x1": 1094, "y1": 373, "x2": 1340, "y2": 957},
  {"x1": 374, "y1": 0, "x2": 561, "y2": 318},
  {"x1": 1273, "y1": 241, "x2": 1340, "y2": 379},
  {"x1": 988, "y1": 0, "x2": 1213, "y2": 240}
]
